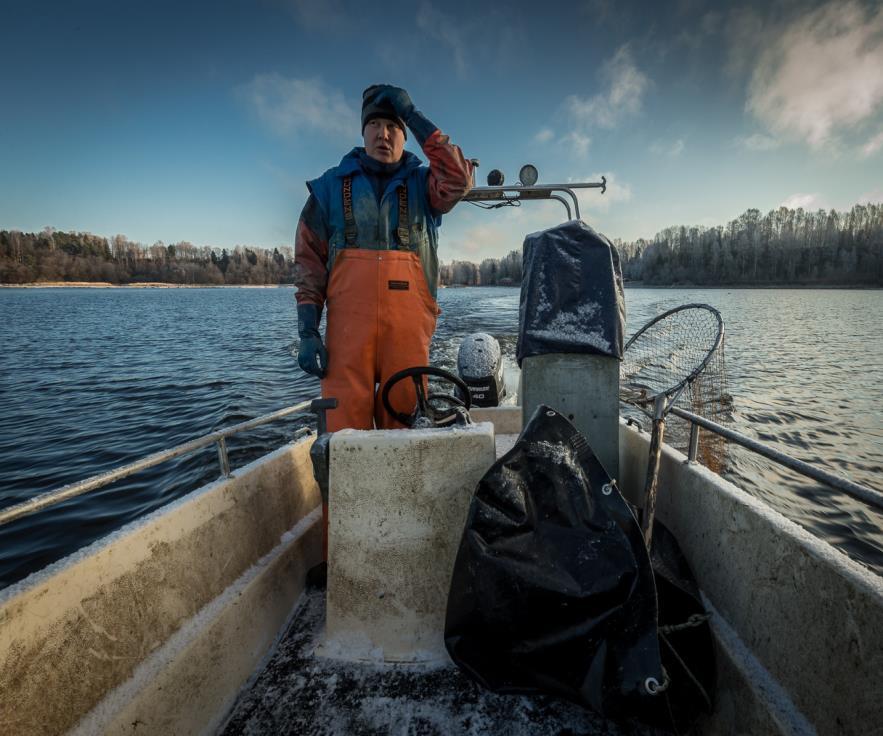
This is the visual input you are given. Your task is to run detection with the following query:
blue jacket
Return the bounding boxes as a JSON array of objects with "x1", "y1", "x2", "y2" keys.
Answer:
[
  {"x1": 294, "y1": 131, "x2": 473, "y2": 308},
  {"x1": 307, "y1": 147, "x2": 442, "y2": 298}
]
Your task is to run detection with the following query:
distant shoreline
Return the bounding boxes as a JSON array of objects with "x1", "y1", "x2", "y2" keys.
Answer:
[
  {"x1": 2, "y1": 281, "x2": 879, "y2": 290},
  {"x1": 0, "y1": 282, "x2": 294, "y2": 289},
  {"x1": 440, "y1": 282, "x2": 881, "y2": 290},
  {"x1": 620, "y1": 282, "x2": 882, "y2": 290}
]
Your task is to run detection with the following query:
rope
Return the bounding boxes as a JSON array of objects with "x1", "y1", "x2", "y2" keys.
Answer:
[
  {"x1": 659, "y1": 612, "x2": 710, "y2": 634},
  {"x1": 658, "y1": 629, "x2": 713, "y2": 711}
]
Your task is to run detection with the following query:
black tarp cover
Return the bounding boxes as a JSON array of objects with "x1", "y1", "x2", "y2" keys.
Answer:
[
  {"x1": 444, "y1": 405, "x2": 664, "y2": 718},
  {"x1": 516, "y1": 220, "x2": 626, "y2": 365}
]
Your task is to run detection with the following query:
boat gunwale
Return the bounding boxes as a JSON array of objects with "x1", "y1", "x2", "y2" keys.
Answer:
[
  {"x1": 3, "y1": 395, "x2": 878, "y2": 539},
  {"x1": 0, "y1": 436, "x2": 324, "y2": 736},
  {"x1": 0, "y1": 400, "x2": 316, "y2": 528}
]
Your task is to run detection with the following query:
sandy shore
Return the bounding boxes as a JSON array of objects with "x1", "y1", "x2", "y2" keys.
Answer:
[{"x1": 0, "y1": 282, "x2": 293, "y2": 289}]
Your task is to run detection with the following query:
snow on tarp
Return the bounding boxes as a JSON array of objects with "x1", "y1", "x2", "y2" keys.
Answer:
[
  {"x1": 444, "y1": 407, "x2": 716, "y2": 731},
  {"x1": 444, "y1": 406, "x2": 663, "y2": 719},
  {"x1": 516, "y1": 219, "x2": 626, "y2": 365}
]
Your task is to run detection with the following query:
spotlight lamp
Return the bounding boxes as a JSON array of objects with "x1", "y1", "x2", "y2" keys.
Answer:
[{"x1": 518, "y1": 164, "x2": 538, "y2": 187}]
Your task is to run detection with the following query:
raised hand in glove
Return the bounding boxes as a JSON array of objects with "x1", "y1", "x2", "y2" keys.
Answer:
[
  {"x1": 365, "y1": 84, "x2": 436, "y2": 145},
  {"x1": 371, "y1": 85, "x2": 415, "y2": 122},
  {"x1": 297, "y1": 303, "x2": 328, "y2": 378}
]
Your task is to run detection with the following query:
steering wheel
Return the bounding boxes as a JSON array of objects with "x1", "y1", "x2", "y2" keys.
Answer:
[{"x1": 381, "y1": 366, "x2": 472, "y2": 427}]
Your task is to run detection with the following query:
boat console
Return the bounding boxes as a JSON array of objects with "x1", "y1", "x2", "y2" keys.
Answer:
[{"x1": 322, "y1": 421, "x2": 496, "y2": 663}]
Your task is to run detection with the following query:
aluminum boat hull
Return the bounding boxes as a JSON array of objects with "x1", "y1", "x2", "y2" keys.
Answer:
[{"x1": 1, "y1": 408, "x2": 880, "y2": 735}]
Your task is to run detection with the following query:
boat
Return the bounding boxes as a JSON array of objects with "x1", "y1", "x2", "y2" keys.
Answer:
[{"x1": 1, "y1": 176, "x2": 881, "y2": 736}]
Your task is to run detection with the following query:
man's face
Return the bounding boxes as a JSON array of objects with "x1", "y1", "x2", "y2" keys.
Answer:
[{"x1": 363, "y1": 117, "x2": 405, "y2": 164}]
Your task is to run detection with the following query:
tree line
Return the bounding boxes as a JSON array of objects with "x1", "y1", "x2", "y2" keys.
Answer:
[
  {"x1": 439, "y1": 250, "x2": 522, "y2": 286},
  {"x1": 2, "y1": 202, "x2": 880, "y2": 286},
  {"x1": 614, "y1": 202, "x2": 882, "y2": 286},
  {"x1": 0, "y1": 230, "x2": 296, "y2": 285},
  {"x1": 442, "y1": 202, "x2": 881, "y2": 287}
]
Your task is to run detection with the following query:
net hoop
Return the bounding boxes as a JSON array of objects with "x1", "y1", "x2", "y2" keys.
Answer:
[{"x1": 622, "y1": 303, "x2": 724, "y2": 402}]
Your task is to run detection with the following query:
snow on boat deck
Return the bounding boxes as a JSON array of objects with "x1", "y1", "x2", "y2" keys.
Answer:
[{"x1": 217, "y1": 588, "x2": 667, "y2": 736}]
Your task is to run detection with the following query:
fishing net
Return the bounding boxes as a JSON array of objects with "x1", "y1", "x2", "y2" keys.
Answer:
[
  {"x1": 682, "y1": 340, "x2": 729, "y2": 473},
  {"x1": 621, "y1": 305, "x2": 730, "y2": 474}
]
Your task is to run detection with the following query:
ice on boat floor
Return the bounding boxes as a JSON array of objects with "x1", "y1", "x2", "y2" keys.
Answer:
[{"x1": 218, "y1": 587, "x2": 668, "y2": 736}]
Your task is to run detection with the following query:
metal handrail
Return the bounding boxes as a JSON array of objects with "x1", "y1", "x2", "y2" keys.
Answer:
[
  {"x1": 463, "y1": 179, "x2": 607, "y2": 220},
  {"x1": 6, "y1": 396, "x2": 879, "y2": 527},
  {"x1": 0, "y1": 400, "x2": 315, "y2": 528},
  {"x1": 667, "y1": 405, "x2": 883, "y2": 512}
]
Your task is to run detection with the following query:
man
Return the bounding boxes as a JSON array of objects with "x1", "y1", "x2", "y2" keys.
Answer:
[{"x1": 294, "y1": 84, "x2": 473, "y2": 431}]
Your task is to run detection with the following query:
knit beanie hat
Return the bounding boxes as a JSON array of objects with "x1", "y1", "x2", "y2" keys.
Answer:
[{"x1": 361, "y1": 85, "x2": 407, "y2": 138}]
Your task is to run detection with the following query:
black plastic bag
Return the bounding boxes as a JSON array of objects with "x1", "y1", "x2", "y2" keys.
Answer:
[
  {"x1": 445, "y1": 405, "x2": 716, "y2": 729},
  {"x1": 516, "y1": 220, "x2": 626, "y2": 365},
  {"x1": 445, "y1": 405, "x2": 664, "y2": 718}
]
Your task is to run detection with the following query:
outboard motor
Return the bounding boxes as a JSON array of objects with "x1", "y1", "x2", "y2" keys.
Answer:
[{"x1": 457, "y1": 333, "x2": 506, "y2": 407}]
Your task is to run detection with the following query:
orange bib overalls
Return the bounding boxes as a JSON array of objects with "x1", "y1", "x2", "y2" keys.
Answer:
[
  {"x1": 321, "y1": 176, "x2": 439, "y2": 431},
  {"x1": 321, "y1": 247, "x2": 439, "y2": 431},
  {"x1": 317, "y1": 179, "x2": 439, "y2": 558}
]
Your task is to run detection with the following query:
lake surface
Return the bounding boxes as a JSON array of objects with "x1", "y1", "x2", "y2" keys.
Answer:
[{"x1": 1, "y1": 286, "x2": 881, "y2": 586}]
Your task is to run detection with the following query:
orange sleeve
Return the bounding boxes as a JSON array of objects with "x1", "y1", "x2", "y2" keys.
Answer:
[{"x1": 423, "y1": 129, "x2": 474, "y2": 215}]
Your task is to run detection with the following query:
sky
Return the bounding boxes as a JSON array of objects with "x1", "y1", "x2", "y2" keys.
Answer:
[{"x1": 1, "y1": 0, "x2": 882, "y2": 262}]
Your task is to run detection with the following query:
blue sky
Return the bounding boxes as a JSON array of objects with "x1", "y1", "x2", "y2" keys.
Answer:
[{"x1": 2, "y1": 0, "x2": 882, "y2": 261}]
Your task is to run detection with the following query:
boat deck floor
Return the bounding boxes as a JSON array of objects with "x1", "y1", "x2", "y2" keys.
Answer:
[{"x1": 218, "y1": 588, "x2": 669, "y2": 736}]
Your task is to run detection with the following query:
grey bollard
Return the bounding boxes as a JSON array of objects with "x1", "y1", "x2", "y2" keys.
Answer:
[
  {"x1": 516, "y1": 220, "x2": 625, "y2": 481},
  {"x1": 520, "y1": 354, "x2": 620, "y2": 479}
]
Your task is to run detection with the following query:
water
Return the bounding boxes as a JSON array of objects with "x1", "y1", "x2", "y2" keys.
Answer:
[{"x1": 0, "y1": 286, "x2": 881, "y2": 586}]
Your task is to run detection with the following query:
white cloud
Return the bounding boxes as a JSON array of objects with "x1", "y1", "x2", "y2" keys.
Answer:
[
  {"x1": 534, "y1": 127, "x2": 555, "y2": 143},
  {"x1": 861, "y1": 130, "x2": 883, "y2": 158},
  {"x1": 650, "y1": 138, "x2": 685, "y2": 157},
  {"x1": 237, "y1": 75, "x2": 357, "y2": 140},
  {"x1": 734, "y1": 133, "x2": 781, "y2": 152},
  {"x1": 417, "y1": 2, "x2": 469, "y2": 77},
  {"x1": 746, "y1": 1, "x2": 883, "y2": 149},
  {"x1": 565, "y1": 45, "x2": 649, "y2": 130},
  {"x1": 561, "y1": 131, "x2": 591, "y2": 157},
  {"x1": 780, "y1": 193, "x2": 826, "y2": 211}
]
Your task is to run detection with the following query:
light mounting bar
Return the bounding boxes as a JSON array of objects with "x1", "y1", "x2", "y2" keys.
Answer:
[{"x1": 463, "y1": 177, "x2": 607, "y2": 220}]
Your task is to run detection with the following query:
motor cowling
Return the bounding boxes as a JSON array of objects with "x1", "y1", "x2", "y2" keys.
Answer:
[{"x1": 457, "y1": 333, "x2": 506, "y2": 408}]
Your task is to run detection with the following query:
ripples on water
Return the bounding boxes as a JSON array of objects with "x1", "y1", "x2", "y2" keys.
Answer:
[{"x1": 0, "y1": 286, "x2": 881, "y2": 585}]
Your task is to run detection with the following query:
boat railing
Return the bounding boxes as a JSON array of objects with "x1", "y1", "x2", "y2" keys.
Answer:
[
  {"x1": 657, "y1": 406, "x2": 883, "y2": 512},
  {"x1": 2, "y1": 399, "x2": 880, "y2": 528},
  {"x1": 0, "y1": 400, "x2": 315, "y2": 528}
]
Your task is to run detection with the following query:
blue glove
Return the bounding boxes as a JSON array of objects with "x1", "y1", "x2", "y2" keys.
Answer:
[
  {"x1": 372, "y1": 85, "x2": 415, "y2": 122},
  {"x1": 297, "y1": 304, "x2": 328, "y2": 378},
  {"x1": 372, "y1": 85, "x2": 437, "y2": 145},
  {"x1": 363, "y1": 84, "x2": 438, "y2": 146}
]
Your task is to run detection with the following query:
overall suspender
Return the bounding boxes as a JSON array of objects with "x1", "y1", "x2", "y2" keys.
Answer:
[
  {"x1": 396, "y1": 185, "x2": 410, "y2": 248},
  {"x1": 342, "y1": 176, "x2": 357, "y2": 247},
  {"x1": 341, "y1": 175, "x2": 410, "y2": 248}
]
